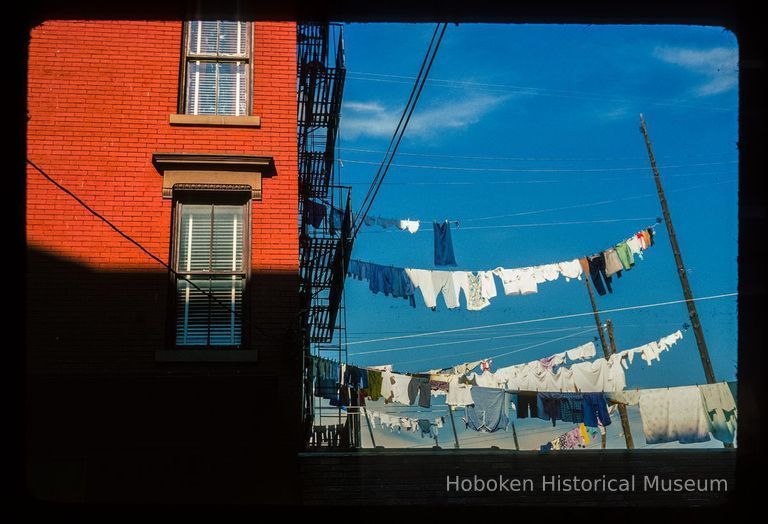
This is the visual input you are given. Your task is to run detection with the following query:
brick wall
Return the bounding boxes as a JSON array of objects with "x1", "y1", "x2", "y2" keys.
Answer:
[
  {"x1": 25, "y1": 21, "x2": 303, "y2": 501},
  {"x1": 26, "y1": 20, "x2": 299, "y2": 370}
]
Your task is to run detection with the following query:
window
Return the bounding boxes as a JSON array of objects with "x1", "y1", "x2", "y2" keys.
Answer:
[
  {"x1": 172, "y1": 193, "x2": 250, "y2": 348},
  {"x1": 182, "y1": 21, "x2": 251, "y2": 116}
]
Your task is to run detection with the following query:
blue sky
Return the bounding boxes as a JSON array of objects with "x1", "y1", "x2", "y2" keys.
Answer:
[{"x1": 326, "y1": 24, "x2": 738, "y2": 448}]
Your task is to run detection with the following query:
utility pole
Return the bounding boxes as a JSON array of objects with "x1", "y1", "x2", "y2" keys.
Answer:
[
  {"x1": 583, "y1": 278, "x2": 633, "y2": 449},
  {"x1": 511, "y1": 422, "x2": 520, "y2": 451},
  {"x1": 448, "y1": 406, "x2": 461, "y2": 449},
  {"x1": 605, "y1": 319, "x2": 635, "y2": 449},
  {"x1": 639, "y1": 114, "x2": 717, "y2": 385},
  {"x1": 583, "y1": 278, "x2": 609, "y2": 353}
]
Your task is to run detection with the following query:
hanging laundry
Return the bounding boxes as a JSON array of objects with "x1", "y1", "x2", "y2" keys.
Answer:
[
  {"x1": 557, "y1": 258, "x2": 584, "y2": 282},
  {"x1": 515, "y1": 392, "x2": 539, "y2": 418},
  {"x1": 374, "y1": 216, "x2": 400, "y2": 229},
  {"x1": 398, "y1": 219, "x2": 420, "y2": 233},
  {"x1": 532, "y1": 263, "x2": 561, "y2": 284},
  {"x1": 405, "y1": 268, "x2": 461, "y2": 310},
  {"x1": 580, "y1": 423, "x2": 592, "y2": 445},
  {"x1": 465, "y1": 371, "x2": 500, "y2": 388},
  {"x1": 330, "y1": 206, "x2": 344, "y2": 232},
  {"x1": 538, "y1": 353, "x2": 566, "y2": 371},
  {"x1": 626, "y1": 235, "x2": 644, "y2": 260},
  {"x1": 387, "y1": 373, "x2": 414, "y2": 405},
  {"x1": 492, "y1": 267, "x2": 539, "y2": 296},
  {"x1": 305, "y1": 199, "x2": 326, "y2": 228},
  {"x1": 348, "y1": 261, "x2": 417, "y2": 307},
  {"x1": 463, "y1": 387, "x2": 509, "y2": 433},
  {"x1": 541, "y1": 424, "x2": 590, "y2": 451},
  {"x1": 646, "y1": 228, "x2": 656, "y2": 246},
  {"x1": 477, "y1": 270, "x2": 498, "y2": 299},
  {"x1": 566, "y1": 341, "x2": 597, "y2": 361},
  {"x1": 452, "y1": 360, "x2": 483, "y2": 375},
  {"x1": 587, "y1": 253, "x2": 613, "y2": 296},
  {"x1": 445, "y1": 375, "x2": 474, "y2": 407},
  {"x1": 582, "y1": 392, "x2": 611, "y2": 428},
  {"x1": 366, "y1": 369, "x2": 383, "y2": 401},
  {"x1": 605, "y1": 390, "x2": 641, "y2": 406},
  {"x1": 407, "y1": 376, "x2": 432, "y2": 408},
  {"x1": 559, "y1": 393, "x2": 587, "y2": 424},
  {"x1": 638, "y1": 386, "x2": 711, "y2": 445},
  {"x1": 417, "y1": 419, "x2": 435, "y2": 438},
  {"x1": 633, "y1": 330, "x2": 683, "y2": 366},
  {"x1": 698, "y1": 382, "x2": 737, "y2": 444},
  {"x1": 380, "y1": 371, "x2": 394, "y2": 402},
  {"x1": 603, "y1": 247, "x2": 624, "y2": 277},
  {"x1": 615, "y1": 241, "x2": 635, "y2": 270},
  {"x1": 433, "y1": 220, "x2": 458, "y2": 266},
  {"x1": 537, "y1": 393, "x2": 563, "y2": 426},
  {"x1": 461, "y1": 272, "x2": 491, "y2": 311}
]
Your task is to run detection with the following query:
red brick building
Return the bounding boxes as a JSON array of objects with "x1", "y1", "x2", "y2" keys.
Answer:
[{"x1": 25, "y1": 19, "x2": 312, "y2": 503}]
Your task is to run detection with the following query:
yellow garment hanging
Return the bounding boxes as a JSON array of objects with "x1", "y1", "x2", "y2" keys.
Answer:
[{"x1": 579, "y1": 423, "x2": 590, "y2": 445}]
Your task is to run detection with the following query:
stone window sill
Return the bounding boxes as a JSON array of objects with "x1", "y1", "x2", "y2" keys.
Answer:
[{"x1": 169, "y1": 114, "x2": 261, "y2": 127}]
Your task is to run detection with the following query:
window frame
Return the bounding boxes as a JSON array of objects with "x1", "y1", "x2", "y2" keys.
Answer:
[
  {"x1": 178, "y1": 20, "x2": 253, "y2": 117},
  {"x1": 167, "y1": 190, "x2": 253, "y2": 351}
]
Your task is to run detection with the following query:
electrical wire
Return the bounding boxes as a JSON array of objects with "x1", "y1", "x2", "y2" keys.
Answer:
[
  {"x1": 345, "y1": 292, "x2": 737, "y2": 346},
  {"x1": 26, "y1": 158, "x2": 275, "y2": 337},
  {"x1": 337, "y1": 146, "x2": 737, "y2": 163},
  {"x1": 348, "y1": 324, "x2": 594, "y2": 357},
  {"x1": 353, "y1": 25, "x2": 441, "y2": 233},
  {"x1": 344, "y1": 71, "x2": 733, "y2": 112},
  {"x1": 353, "y1": 24, "x2": 448, "y2": 238},
  {"x1": 340, "y1": 158, "x2": 737, "y2": 173}
]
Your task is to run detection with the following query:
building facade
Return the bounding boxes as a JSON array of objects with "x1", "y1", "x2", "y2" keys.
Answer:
[{"x1": 26, "y1": 19, "x2": 306, "y2": 503}]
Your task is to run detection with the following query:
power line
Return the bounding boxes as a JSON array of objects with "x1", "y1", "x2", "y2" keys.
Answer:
[
  {"x1": 26, "y1": 158, "x2": 271, "y2": 336},
  {"x1": 348, "y1": 324, "x2": 594, "y2": 356},
  {"x1": 352, "y1": 23, "x2": 448, "y2": 238},
  {"x1": 339, "y1": 158, "x2": 737, "y2": 173},
  {"x1": 353, "y1": 178, "x2": 736, "y2": 234},
  {"x1": 344, "y1": 71, "x2": 733, "y2": 112},
  {"x1": 393, "y1": 327, "x2": 597, "y2": 370},
  {"x1": 345, "y1": 292, "x2": 737, "y2": 346},
  {"x1": 459, "y1": 179, "x2": 738, "y2": 222},
  {"x1": 340, "y1": 173, "x2": 736, "y2": 187},
  {"x1": 353, "y1": 24, "x2": 448, "y2": 237},
  {"x1": 337, "y1": 146, "x2": 737, "y2": 163}
]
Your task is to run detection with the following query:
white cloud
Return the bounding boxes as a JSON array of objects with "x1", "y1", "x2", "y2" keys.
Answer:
[
  {"x1": 653, "y1": 46, "x2": 738, "y2": 96},
  {"x1": 341, "y1": 93, "x2": 511, "y2": 140}
]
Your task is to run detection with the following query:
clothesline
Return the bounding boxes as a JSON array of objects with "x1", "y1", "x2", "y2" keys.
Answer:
[
  {"x1": 358, "y1": 217, "x2": 660, "y2": 234},
  {"x1": 349, "y1": 223, "x2": 661, "y2": 311}
]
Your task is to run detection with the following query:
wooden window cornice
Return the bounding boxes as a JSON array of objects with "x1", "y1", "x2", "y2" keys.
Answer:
[{"x1": 152, "y1": 152, "x2": 276, "y2": 199}]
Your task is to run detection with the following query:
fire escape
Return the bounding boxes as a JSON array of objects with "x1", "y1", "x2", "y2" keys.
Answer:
[{"x1": 297, "y1": 23, "x2": 358, "y2": 448}]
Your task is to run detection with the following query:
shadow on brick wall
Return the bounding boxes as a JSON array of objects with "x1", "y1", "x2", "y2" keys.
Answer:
[{"x1": 26, "y1": 247, "x2": 304, "y2": 504}]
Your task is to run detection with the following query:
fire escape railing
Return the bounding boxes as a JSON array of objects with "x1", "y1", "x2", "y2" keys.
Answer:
[
  {"x1": 298, "y1": 23, "x2": 358, "y2": 449},
  {"x1": 297, "y1": 22, "x2": 349, "y2": 344}
]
